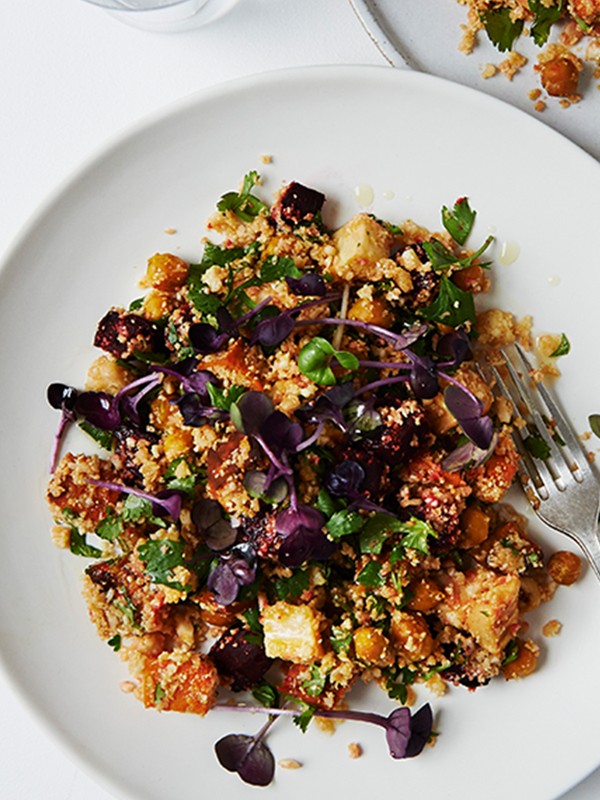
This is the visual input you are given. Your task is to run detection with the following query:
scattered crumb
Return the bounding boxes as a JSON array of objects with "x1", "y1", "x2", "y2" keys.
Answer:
[
  {"x1": 498, "y1": 52, "x2": 527, "y2": 81},
  {"x1": 164, "y1": 228, "x2": 176, "y2": 235},
  {"x1": 481, "y1": 63, "x2": 497, "y2": 79},
  {"x1": 542, "y1": 619, "x2": 562, "y2": 637},
  {"x1": 278, "y1": 758, "x2": 302, "y2": 770},
  {"x1": 120, "y1": 680, "x2": 136, "y2": 693},
  {"x1": 534, "y1": 100, "x2": 547, "y2": 112},
  {"x1": 529, "y1": 88, "x2": 542, "y2": 101},
  {"x1": 260, "y1": 154, "x2": 273, "y2": 164},
  {"x1": 314, "y1": 716, "x2": 339, "y2": 734},
  {"x1": 425, "y1": 673, "x2": 448, "y2": 697},
  {"x1": 347, "y1": 742, "x2": 363, "y2": 759},
  {"x1": 580, "y1": 431, "x2": 592, "y2": 442}
]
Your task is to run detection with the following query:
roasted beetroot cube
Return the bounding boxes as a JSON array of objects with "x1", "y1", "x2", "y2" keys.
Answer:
[
  {"x1": 94, "y1": 309, "x2": 160, "y2": 359},
  {"x1": 210, "y1": 627, "x2": 272, "y2": 691},
  {"x1": 276, "y1": 182, "x2": 325, "y2": 225}
]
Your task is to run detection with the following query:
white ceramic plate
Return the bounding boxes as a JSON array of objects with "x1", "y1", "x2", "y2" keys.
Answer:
[
  {"x1": 349, "y1": 0, "x2": 600, "y2": 161},
  {"x1": 1, "y1": 66, "x2": 599, "y2": 800}
]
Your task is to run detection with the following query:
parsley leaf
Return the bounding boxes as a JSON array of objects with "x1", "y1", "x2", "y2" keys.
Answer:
[
  {"x1": 529, "y1": 0, "x2": 563, "y2": 46},
  {"x1": 217, "y1": 171, "x2": 268, "y2": 222},
  {"x1": 419, "y1": 274, "x2": 476, "y2": 327},
  {"x1": 357, "y1": 560, "x2": 384, "y2": 588},
  {"x1": 325, "y1": 508, "x2": 364, "y2": 540},
  {"x1": 69, "y1": 527, "x2": 102, "y2": 558},
  {"x1": 302, "y1": 665, "x2": 327, "y2": 697},
  {"x1": 524, "y1": 433, "x2": 551, "y2": 460},
  {"x1": 480, "y1": 7, "x2": 524, "y2": 52},
  {"x1": 137, "y1": 539, "x2": 191, "y2": 592},
  {"x1": 273, "y1": 569, "x2": 310, "y2": 601},
  {"x1": 441, "y1": 198, "x2": 476, "y2": 245}
]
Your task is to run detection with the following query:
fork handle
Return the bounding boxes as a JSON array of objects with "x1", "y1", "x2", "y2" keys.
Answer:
[{"x1": 572, "y1": 526, "x2": 600, "y2": 582}]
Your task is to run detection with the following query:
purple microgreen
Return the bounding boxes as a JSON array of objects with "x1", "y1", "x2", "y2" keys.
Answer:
[
  {"x1": 189, "y1": 322, "x2": 231, "y2": 355},
  {"x1": 295, "y1": 318, "x2": 428, "y2": 353},
  {"x1": 176, "y1": 392, "x2": 229, "y2": 426},
  {"x1": 408, "y1": 356, "x2": 440, "y2": 399},
  {"x1": 344, "y1": 398, "x2": 383, "y2": 437},
  {"x1": 275, "y1": 504, "x2": 334, "y2": 567},
  {"x1": 285, "y1": 272, "x2": 327, "y2": 296},
  {"x1": 152, "y1": 363, "x2": 218, "y2": 398},
  {"x1": 260, "y1": 411, "x2": 304, "y2": 456},
  {"x1": 213, "y1": 701, "x2": 433, "y2": 771},
  {"x1": 243, "y1": 470, "x2": 289, "y2": 504},
  {"x1": 47, "y1": 383, "x2": 78, "y2": 472},
  {"x1": 88, "y1": 479, "x2": 183, "y2": 522},
  {"x1": 444, "y1": 383, "x2": 494, "y2": 450},
  {"x1": 192, "y1": 498, "x2": 237, "y2": 551},
  {"x1": 251, "y1": 309, "x2": 299, "y2": 347},
  {"x1": 296, "y1": 382, "x2": 354, "y2": 429},
  {"x1": 230, "y1": 391, "x2": 274, "y2": 436},
  {"x1": 435, "y1": 328, "x2": 472, "y2": 368},
  {"x1": 441, "y1": 432, "x2": 498, "y2": 472},
  {"x1": 214, "y1": 721, "x2": 276, "y2": 787},
  {"x1": 295, "y1": 420, "x2": 324, "y2": 453},
  {"x1": 207, "y1": 543, "x2": 257, "y2": 605},
  {"x1": 75, "y1": 391, "x2": 121, "y2": 430}
]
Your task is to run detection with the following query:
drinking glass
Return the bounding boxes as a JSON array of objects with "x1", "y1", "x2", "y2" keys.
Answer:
[{"x1": 81, "y1": 0, "x2": 239, "y2": 32}]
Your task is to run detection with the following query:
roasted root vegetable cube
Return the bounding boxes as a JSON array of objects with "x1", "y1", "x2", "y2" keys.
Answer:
[
  {"x1": 331, "y1": 214, "x2": 393, "y2": 281},
  {"x1": 130, "y1": 650, "x2": 218, "y2": 715},
  {"x1": 438, "y1": 565, "x2": 520, "y2": 656},
  {"x1": 261, "y1": 601, "x2": 325, "y2": 663}
]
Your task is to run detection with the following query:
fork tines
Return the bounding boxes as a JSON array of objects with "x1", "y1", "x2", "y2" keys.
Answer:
[{"x1": 487, "y1": 343, "x2": 592, "y2": 501}]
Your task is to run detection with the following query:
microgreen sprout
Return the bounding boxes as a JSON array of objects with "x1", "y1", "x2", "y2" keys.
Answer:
[
  {"x1": 89, "y1": 479, "x2": 183, "y2": 522},
  {"x1": 213, "y1": 700, "x2": 433, "y2": 785}
]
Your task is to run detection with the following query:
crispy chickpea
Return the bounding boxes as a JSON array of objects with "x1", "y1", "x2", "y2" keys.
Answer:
[
  {"x1": 145, "y1": 253, "x2": 189, "y2": 293},
  {"x1": 459, "y1": 506, "x2": 490, "y2": 548},
  {"x1": 547, "y1": 550, "x2": 582, "y2": 586},
  {"x1": 501, "y1": 638, "x2": 539, "y2": 680},
  {"x1": 348, "y1": 295, "x2": 394, "y2": 328},
  {"x1": 390, "y1": 611, "x2": 434, "y2": 664},
  {"x1": 163, "y1": 429, "x2": 194, "y2": 461},
  {"x1": 406, "y1": 579, "x2": 444, "y2": 613},
  {"x1": 143, "y1": 289, "x2": 174, "y2": 321},
  {"x1": 353, "y1": 626, "x2": 394, "y2": 666},
  {"x1": 451, "y1": 265, "x2": 486, "y2": 293},
  {"x1": 194, "y1": 588, "x2": 238, "y2": 627},
  {"x1": 539, "y1": 58, "x2": 579, "y2": 97}
]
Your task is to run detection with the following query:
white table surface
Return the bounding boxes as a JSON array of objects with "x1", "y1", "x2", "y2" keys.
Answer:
[{"x1": 0, "y1": 1, "x2": 598, "y2": 798}]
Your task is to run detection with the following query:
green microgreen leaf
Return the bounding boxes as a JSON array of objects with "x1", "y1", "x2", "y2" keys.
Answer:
[
  {"x1": 252, "y1": 681, "x2": 280, "y2": 709},
  {"x1": 298, "y1": 336, "x2": 359, "y2": 385},
  {"x1": 206, "y1": 382, "x2": 246, "y2": 411}
]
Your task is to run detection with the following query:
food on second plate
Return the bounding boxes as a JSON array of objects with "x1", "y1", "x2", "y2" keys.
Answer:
[
  {"x1": 456, "y1": 0, "x2": 600, "y2": 105},
  {"x1": 46, "y1": 172, "x2": 580, "y2": 785}
]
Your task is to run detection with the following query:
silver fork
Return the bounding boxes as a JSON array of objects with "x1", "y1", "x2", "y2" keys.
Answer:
[{"x1": 487, "y1": 343, "x2": 600, "y2": 581}]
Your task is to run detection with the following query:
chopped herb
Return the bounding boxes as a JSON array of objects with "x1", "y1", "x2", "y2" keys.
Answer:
[
  {"x1": 206, "y1": 383, "x2": 246, "y2": 411},
  {"x1": 441, "y1": 197, "x2": 476, "y2": 245},
  {"x1": 107, "y1": 634, "x2": 122, "y2": 651},
  {"x1": 217, "y1": 171, "x2": 268, "y2": 222},
  {"x1": 301, "y1": 665, "x2": 327, "y2": 697},
  {"x1": 325, "y1": 508, "x2": 364, "y2": 540},
  {"x1": 502, "y1": 639, "x2": 520, "y2": 666},
  {"x1": 252, "y1": 681, "x2": 280, "y2": 709},
  {"x1": 529, "y1": 0, "x2": 563, "y2": 46},
  {"x1": 137, "y1": 539, "x2": 191, "y2": 592},
  {"x1": 524, "y1": 433, "x2": 551, "y2": 460},
  {"x1": 589, "y1": 414, "x2": 600, "y2": 439},
  {"x1": 419, "y1": 274, "x2": 476, "y2": 327},
  {"x1": 292, "y1": 701, "x2": 316, "y2": 733},
  {"x1": 549, "y1": 333, "x2": 570, "y2": 358},
  {"x1": 357, "y1": 560, "x2": 384, "y2": 588},
  {"x1": 330, "y1": 626, "x2": 353, "y2": 654},
  {"x1": 480, "y1": 7, "x2": 524, "y2": 52},
  {"x1": 154, "y1": 683, "x2": 166, "y2": 705},
  {"x1": 96, "y1": 513, "x2": 123, "y2": 541},
  {"x1": 273, "y1": 569, "x2": 310, "y2": 601},
  {"x1": 78, "y1": 420, "x2": 114, "y2": 451},
  {"x1": 69, "y1": 527, "x2": 102, "y2": 558}
]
